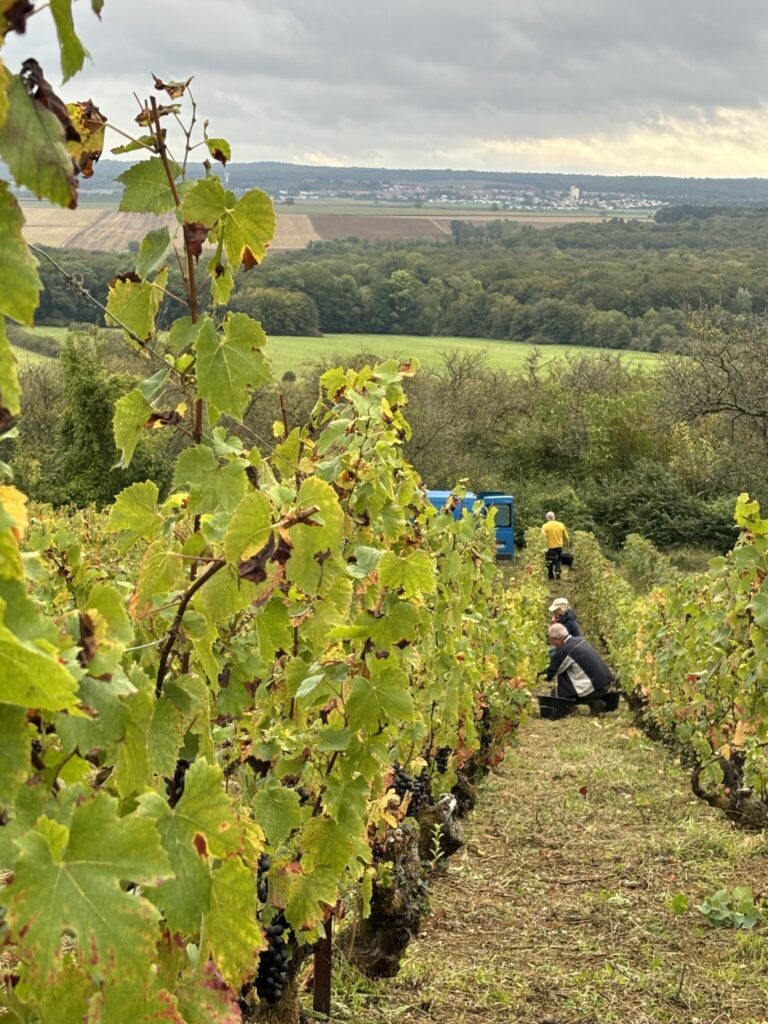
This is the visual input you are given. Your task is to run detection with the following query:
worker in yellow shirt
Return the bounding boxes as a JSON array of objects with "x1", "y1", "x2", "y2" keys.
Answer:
[{"x1": 541, "y1": 511, "x2": 569, "y2": 580}]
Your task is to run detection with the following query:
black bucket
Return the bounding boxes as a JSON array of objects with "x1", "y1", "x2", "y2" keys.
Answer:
[{"x1": 537, "y1": 695, "x2": 575, "y2": 720}]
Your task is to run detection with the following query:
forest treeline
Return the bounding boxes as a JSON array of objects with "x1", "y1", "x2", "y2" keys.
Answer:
[
  {"x1": 31, "y1": 206, "x2": 768, "y2": 352},
  {"x1": 8, "y1": 307, "x2": 767, "y2": 558}
]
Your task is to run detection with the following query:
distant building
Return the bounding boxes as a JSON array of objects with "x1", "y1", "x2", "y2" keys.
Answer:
[{"x1": 569, "y1": 185, "x2": 581, "y2": 201}]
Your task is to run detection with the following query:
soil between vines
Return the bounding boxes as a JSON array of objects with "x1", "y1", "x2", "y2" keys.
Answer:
[{"x1": 330, "y1": 709, "x2": 768, "y2": 1024}]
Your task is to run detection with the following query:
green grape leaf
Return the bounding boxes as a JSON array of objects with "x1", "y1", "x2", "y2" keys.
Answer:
[
  {"x1": 118, "y1": 157, "x2": 179, "y2": 214},
  {"x1": 50, "y1": 0, "x2": 89, "y2": 81},
  {"x1": 132, "y1": 540, "x2": 184, "y2": 618},
  {"x1": 0, "y1": 704, "x2": 29, "y2": 806},
  {"x1": 136, "y1": 225, "x2": 172, "y2": 279},
  {"x1": 110, "y1": 134, "x2": 155, "y2": 155},
  {"x1": 378, "y1": 549, "x2": 435, "y2": 599},
  {"x1": 0, "y1": 57, "x2": 8, "y2": 130},
  {"x1": 82, "y1": 582, "x2": 134, "y2": 676},
  {"x1": 113, "y1": 387, "x2": 152, "y2": 467},
  {"x1": 195, "y1": 313, "x2": 271, "y2": 420},
  {"x1": 0, "y1": 75, "x2": 77, "y2": 208},
  {"x1": 176, "y1": 962, "x2": 246, "y2": 1024},
  {"x1": 347, "y1": 660, "x2": 415, "y2": 732},
  {"x1": 222, "y1": 188, "x2": 275, "y2": 268},
  {"x1": 0, "y1": 319, "x2": 21, "y2": 418},
  {"x1": 0, "y1": 182, "x2": 41, "y2": 326},
  {"x1": 282, "y1": 865, "x2": 338, "y2": 933},
  {"x1": 139, "y1": 760, "x2": 241, "y2": 935},
  {"x1": 251, "y1": 779, "x2": 302, "y2": 845},
  {"x1": 224, "y1": 490, "x2": 273, "y2": 563},
  {"x1": 205, "y1": 137, "x2": 231, "y2": 165},
  {"x1": 56, "y1": 676, "x2": 129, "y2": 754},
  {"x1": 106, "y1": 268, "x2": 167, "y2": 341},
  {"x1": 255, "y1": 596, "x2": 292, "y2": 661},
  {"x1": 0, "y1": 606, "x2": 80, "y2": 711},
  {"x1": 207, "y1": 858, "x2": 265, "y2": 988},
  {"x1": 112, "y1": 685, "x2": 153, "y2": 799},
  {"x1": 300, "y1": 816, "x2": 369, "y2": 876},
  {"x1": 179, "y1": 176, "x2": 229, "y2": 227},
  {"x1": 4, "y1": 793, "x2": 172, "y2": 985},
  {"x1": 109, "y1": 481, "x2": 164, "y2": 552},
  {"x1": 173, "y1": 445, "x2": 248, "y2": 515},
  {"x1": 286, "y1": 477, "x2": 345, "y2": 593}
]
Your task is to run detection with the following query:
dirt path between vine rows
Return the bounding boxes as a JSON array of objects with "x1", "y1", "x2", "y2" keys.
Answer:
[{"x1": 338, "y1": 709, "x2": 768, "y2": 1024}]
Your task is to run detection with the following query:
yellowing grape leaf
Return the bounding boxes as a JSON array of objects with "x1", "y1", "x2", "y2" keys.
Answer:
[
  {"x1": 207, "y1": 857, "x2": 265, "y2": 987},
  {"x1": 5, "y1": 793, "x2": 172, "y2": 985}
]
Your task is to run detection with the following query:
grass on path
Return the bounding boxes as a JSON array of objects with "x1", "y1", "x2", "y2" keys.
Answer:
[{"x1": 333, "y1": 710, "x2": 768, "y2": 1024}]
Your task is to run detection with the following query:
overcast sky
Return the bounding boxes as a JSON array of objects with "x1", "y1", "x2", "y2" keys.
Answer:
[{"x1": 6, "y1": 0, "x2": 768, "y2": 177}]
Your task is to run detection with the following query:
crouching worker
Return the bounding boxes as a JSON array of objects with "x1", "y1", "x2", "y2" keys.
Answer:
[{"x1": 545, "y1": 623, "x2": 613, "y2": 700}]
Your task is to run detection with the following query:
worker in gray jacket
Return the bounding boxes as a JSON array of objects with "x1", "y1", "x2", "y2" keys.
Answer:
[{"x1": 545, "y1": 624, "x2": 613, "y2": 700}]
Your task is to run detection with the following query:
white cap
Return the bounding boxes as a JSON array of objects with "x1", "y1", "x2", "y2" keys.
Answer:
[{"x1": 548, "y1": 598, "x2": 570, "y2": 612}]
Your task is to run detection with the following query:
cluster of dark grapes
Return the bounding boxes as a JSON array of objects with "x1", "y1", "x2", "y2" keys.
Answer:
[
  {"x1": 257, "y1": 852, "x2": 270, "y2": 904},
  {"x1": 435, "y1": 746, "x2": 451, "y2": 774},
  {"x1": 254, "y1": 916, "x2": 290, "y2": 1005},
  {"x1": 392, "y1": 763, "x2": 432, "y2": 814},
  {"x1": 166, "y1": 758, "x2": 190, "y2": 808}
]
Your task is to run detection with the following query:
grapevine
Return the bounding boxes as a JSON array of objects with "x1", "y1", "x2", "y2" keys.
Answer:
[{"x1": 0, "y1": 7, "x2": 545, "y2": 1021}]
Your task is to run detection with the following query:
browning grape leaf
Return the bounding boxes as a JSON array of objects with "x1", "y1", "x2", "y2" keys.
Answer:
[
  {"x1": 1, "y1": 1, "x2": 34, "y2": 38},
  {"x1": 0, "y1": 71, "x2": 78, "y2": 208},
  {"x1": 66, "y1": 98, "x2": 107, "y2": 177},
  {"x1": 4, "y1": 793, "x2": 172, "y2": 986},
  {"x1": 152, "y1": 73, "x2": 193, "y2": 100}
]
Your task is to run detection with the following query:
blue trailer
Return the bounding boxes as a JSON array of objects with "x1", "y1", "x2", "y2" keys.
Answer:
[{"x1": 426, "y1": 490, "x2": 515, "y2": 559}]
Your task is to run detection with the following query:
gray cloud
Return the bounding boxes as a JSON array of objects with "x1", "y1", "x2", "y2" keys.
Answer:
[{"x1": 5, "y1": 0, "x2": 768, "y2": 172}]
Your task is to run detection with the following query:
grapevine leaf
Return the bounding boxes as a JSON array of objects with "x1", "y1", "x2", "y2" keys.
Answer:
[
  {"x1": 255, "y1": 596, "x2": 292, "y2": 661},
  {"x1": 109, "y1": 480, "x2": 164, "y2": 552},
  {"x1": 131, "y1": 540, "x2": 184, "y2": 618},
  {"x1": 111, "y1": 134, "x2": 155, "y2": 155},
  {"x1": 0, "y1": 704, "x2": 29, "y2": 806},
  {"x1": 118, "y1": 157, "x2": 179, "y2": 214},
  {"x1": 4, "y1": 793, "x2": 172, "y2": 985},
  {"x1": 282, "y1": 865, "x2": 338, "y2": 933},
  {"x1": 112, "y1": 683, "x2": 153, "y2": 798},
  {"x1": 0, "y1": 74, "x2": 77, "y2": 208},
  {"x1": 173, "y1": 444, "x2": 248, "y2": 514},
  {"x1": 106, "y1": 268, "x2": 167, "y2": 341},
  {"x1": 0, "y1": 319, "x2": 21, "y2": 419},
  {"x1": 136, "y1": 225, "x2": 172, "y2": 279},
  {"x1": 222, "y1": 188, "x2": 275, "y2": 268},
  {"x1": 176, "y1": 962, "x2": 244, "y2": 1024},
  {"x1": 0, "y1": 181, "x2": 41, "y2": 326},
  {"x1": 85, "y1": 982, "x2": 183, "y2": 1024},
  {"x1": 82, "y1": 582, "x2": 134, "y2": 676},
  {"x1": 250, "y1": 779, "x2": 303, "y2": 845},
  {"x1": 113, "y1": 387, "x2": 152, "y2": 467},
  {"x1": 56, "y1": 675, "x2": 129, "y2": 753},
  {"x1": 378, "y1": 549, "x2": 435, "y2": 599},
  {"x1": 286, "y1": 476, "x2": 344, "y2": 592},
  {"x1": 206, "y1": 137, "x2": 231, "y2": 165},
  {"x1": 139, "y1": 760, "x2": 240, "y2": 934},
  {"x1": 195, "y1": 313, "x2": 271, "y2": 420},
  {"x1": 0, "y1": 601, "x2": 80, "y2": 711},
  {"x1": 347, "y1": 660, "x2": 415, "y2": 732},
  {"x1": 66, "y1": 99, "x2": 107, "y2": 177},
  {"x1": 207, "y1": 858, "x2": 265, "y2": 987},
  {"x1": 300, "y1": 816, "x2": 369, "y2": 875},
  {"x1": 224, "y1": 490, "x2": 273, "y2": 564},
  {"x1": 50, "y1": 0, "x2": 90, "y2": 81},
  {"x1": 321, "y1": 772, "x2": 369, "y2": 828},
  {"x1": 179, "y1": 176, "x2": 229, "y2": 226},
  {"x1": 0, "y1": 57, "x2": 8, "y2": 129}
]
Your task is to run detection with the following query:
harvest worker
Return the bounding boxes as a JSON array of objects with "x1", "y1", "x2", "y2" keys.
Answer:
[
  {"x1": 545, "y1": 624, "x2": 613, "y2": 700},
  {"x1": 549, "y1": 597, "x2": 581, "y2": 637},
  {"x1": 541, "y1": 511, "x2": 569, "y2": 580}
]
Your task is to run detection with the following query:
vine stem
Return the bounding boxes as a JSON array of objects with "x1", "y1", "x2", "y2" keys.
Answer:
[
  {"x1": 29, "y1": 245, "x2": 182, "y2": 380},
  {"x1": 155, "y1": 558, "x2": 226, "y2": 696}
]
